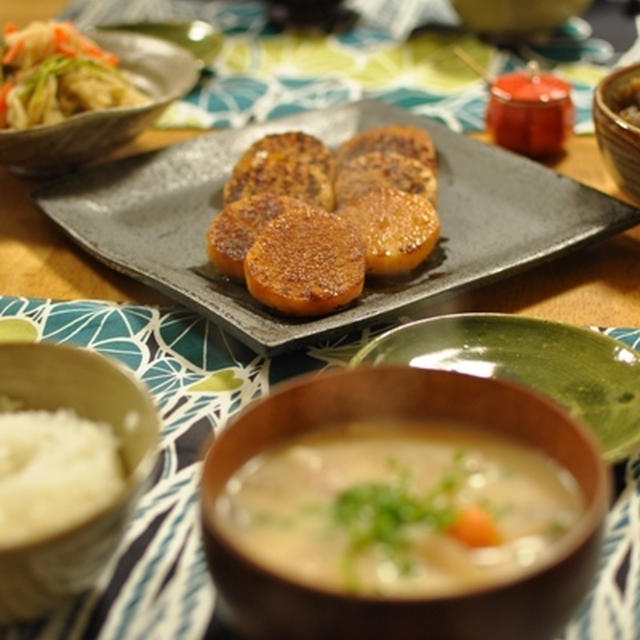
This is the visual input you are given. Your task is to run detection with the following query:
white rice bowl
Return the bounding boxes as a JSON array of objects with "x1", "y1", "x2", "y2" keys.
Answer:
[{"x1": 0, "y1": 409, "x2": 125, "y2": 548}]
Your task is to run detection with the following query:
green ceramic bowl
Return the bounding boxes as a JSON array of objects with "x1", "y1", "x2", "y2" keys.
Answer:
[
  {"x1": 0, "y1": 342, "x2": 160, "y2": 624},
  {"x1": 351, "y1": 313, "x2": 640, "y2": 462}
]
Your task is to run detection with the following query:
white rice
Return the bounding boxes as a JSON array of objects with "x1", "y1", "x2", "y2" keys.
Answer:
[{"x1": 0, "y1": 409, "x2": 126, "y2": 548}]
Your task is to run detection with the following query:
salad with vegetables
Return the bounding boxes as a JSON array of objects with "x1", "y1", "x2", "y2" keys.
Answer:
[{"x1": 0, "y1": 20, "x2": 148, "y2": 130}]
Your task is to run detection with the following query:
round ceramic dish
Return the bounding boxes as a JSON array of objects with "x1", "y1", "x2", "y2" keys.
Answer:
[
  {"x1": 593, "y1": 61, "x2": 640, "y2": 205},
  {"x1": 200, "y1": 365, "x2": 609, "y2": 640},
  {"x1": 351, "y1": 313, "x2": 640, "y2": 462},
  {"x1": 0, "y1": 342, "x2": 160, "y2": 624},
  {"x1": 0, "y1": 29, "x2": 199, "y2": 175}
]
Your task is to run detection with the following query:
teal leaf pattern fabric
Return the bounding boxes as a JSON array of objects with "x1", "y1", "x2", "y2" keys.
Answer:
[{"x1": 59, "y1": 0, "x2": 633, "y2": 135}]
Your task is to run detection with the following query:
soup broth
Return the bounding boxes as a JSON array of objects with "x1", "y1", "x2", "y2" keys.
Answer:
[{"x1": 214, "y1": 419, "x2": 583, "y2": 597}]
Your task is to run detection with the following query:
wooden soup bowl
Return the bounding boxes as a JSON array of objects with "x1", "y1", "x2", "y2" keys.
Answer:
[{"x1": 200, "y1": 365, "x2": 609, "y2": 640}]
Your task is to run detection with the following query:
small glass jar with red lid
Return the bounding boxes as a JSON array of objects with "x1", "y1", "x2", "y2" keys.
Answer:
[{"x1": 486, "y1": 63, "x2": 575, "y2": 157}]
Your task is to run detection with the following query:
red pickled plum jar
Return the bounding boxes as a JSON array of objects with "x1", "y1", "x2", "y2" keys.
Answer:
[{"x1": 486, "y1": 66, "x2": 574, "y2": 157}]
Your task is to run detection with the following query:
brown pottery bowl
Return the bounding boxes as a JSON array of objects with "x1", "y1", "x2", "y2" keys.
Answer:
[
  {"x1": 593, "y1": 61, "x2": 640, "y2": 205},
  {"x1": 0, "y1": 342, "x2": 160, "y2": 623},
  {"x1": 200, "y1": 365, "x2": 609, "y2": 640},
  {"x1": 0, "y1": 29, "x2": 198, "y2": 176}
]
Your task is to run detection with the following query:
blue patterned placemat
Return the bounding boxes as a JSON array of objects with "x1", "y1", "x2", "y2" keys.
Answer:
[
  {"x1": 55, "y1": 0, "x2": 639, "y2": 134},
  {"x1": 0, "y1": 295, "x2": 639, "y2": 639}
]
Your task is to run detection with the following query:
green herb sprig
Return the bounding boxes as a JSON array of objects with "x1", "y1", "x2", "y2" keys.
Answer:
[
  {"x1": 19, "y1": 54, "x2": 120, "y2": 103},
  {"x1": 332, "y1": 456, "x2": 468, "y2": 555}
]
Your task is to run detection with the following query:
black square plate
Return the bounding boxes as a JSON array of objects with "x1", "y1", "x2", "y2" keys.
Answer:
[{"x1": 33, "y1": 99, "x2": 640, "y2": 354}]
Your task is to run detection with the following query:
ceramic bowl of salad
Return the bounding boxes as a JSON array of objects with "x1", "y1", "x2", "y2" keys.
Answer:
[
  {"x1": 0, "y1": 20, "x2": 199, "y2": 176},
  {"x1": 593, "y1": 61, "x2": 640, "y2": 204},
  {"x1": 200, "y1": 365, "x2": 609, "y2": 640}
]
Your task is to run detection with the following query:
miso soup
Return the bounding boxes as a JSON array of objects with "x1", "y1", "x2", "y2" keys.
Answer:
[{"x1": 213, "y1": 419, "x2": 583, "y2": 597}]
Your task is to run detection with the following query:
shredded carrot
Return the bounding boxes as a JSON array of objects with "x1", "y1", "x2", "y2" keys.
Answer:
[
  {"x1": 74, "y1": 31, "x2": 102, "y2": 54},
  {"x1": 101, "y1": 52, "x2": 120, "y2": 66},
  {"x1": 447, "y1": 504, "x2": 503, "y2": 548},
  {"x1": 81, "y1": 41, "x2": 105, "y2": 57},
  {"x1": 53, "y1": 25, "x2": 70, "y2": 43},
  {"x1": 0, "y1": 82, "x2": 14, "y2": 113},
  {"x1": 54, "y1": 21, "x2": 120, "y2": 65},
  {"x1": 68, "y1": 31, "x2": 118, "y2": 64},
  {"x1": 55, "y1": 42, "x2": 77, "y2": 58},
  {"x1": 4, "y1": 22, "x2": 18, "y2": 34},
  {"x1": 2, "y1": 38, "x2": 24, "y2": 65}
]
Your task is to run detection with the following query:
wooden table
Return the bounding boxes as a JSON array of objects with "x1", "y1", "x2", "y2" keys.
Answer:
[{"x1": 2, "y1": 2, "x2": 640, "y2": 331}]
